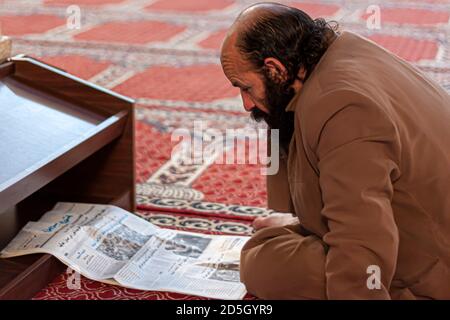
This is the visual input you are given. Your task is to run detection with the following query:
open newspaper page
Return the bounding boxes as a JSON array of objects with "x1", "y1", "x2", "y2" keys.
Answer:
[
  {"x1": 0, "y1": 202, "x2": 250, "y2": 299},
  {"x1": 0, "y1": 202, "x2": 158, "y2": 282},
  {"x1": 115, "y1": 227, "x2": 249, "y2": 300}
]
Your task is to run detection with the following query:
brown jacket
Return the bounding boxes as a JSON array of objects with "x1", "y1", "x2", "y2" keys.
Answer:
[{"x1": 266, "y1": 31, "x2": 450, "y2": 299}]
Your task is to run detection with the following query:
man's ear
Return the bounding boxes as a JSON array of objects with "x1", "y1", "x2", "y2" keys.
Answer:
[{"x1": 263, "y1": 57, "x2": 287, "y2": 82}]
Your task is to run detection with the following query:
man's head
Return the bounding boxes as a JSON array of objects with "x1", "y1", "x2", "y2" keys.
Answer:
[{"x1": 221, "y1": 2, "x2": 337, "y2": 147}]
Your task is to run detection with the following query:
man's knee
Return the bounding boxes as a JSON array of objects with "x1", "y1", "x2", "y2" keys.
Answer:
[{"x1": 240, "y1": 226, "x2": 327, "y2": 299}]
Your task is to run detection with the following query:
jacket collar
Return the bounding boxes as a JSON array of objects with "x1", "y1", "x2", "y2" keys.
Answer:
[{"x1": 284, "y1": 31, "x2": 344, "y2": 112}]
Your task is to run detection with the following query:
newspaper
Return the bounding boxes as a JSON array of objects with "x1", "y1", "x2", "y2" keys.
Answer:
[{"x1": 0, "y1": 202, "x2": 250, "y2": 300}]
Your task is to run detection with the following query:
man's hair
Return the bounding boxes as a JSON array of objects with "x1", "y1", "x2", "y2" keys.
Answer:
[{"x1": 236, "y1": 4, "x2": 338, "y2": 81}]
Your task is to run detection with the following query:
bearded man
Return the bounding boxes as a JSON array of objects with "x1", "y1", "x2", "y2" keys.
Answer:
[{"x1": 220, "y1": 3, "x2": 450, "y2": 299}]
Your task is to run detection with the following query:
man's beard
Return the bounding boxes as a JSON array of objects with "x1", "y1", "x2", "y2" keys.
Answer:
[{"x1": 250, "y1": 73, "x2": 296, "y2": 152}]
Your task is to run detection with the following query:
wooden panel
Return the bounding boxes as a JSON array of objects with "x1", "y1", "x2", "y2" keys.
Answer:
[
  {"x1": 0, "y1": 110, "x2": 128, "y2": 213},
  {"x1": 0, "y1": 57, "x2": 134, "y2": 213},
  {"x1": 11, "y1": 56, "x2": 134, "y2": 116},
  {"x1": 0, "y1": 77, "x2": 106, "y2": 186},
  {"x1": 42, "y1": 115, "x2": 136, "y2": 212},
  {"x1": 0, "y1": 254, "x2": 65, "y2": 300},
  {"x1": 0, "y1": 194, "x2": 66, "y2": 300},
  {"x1": 0, "y1": 61, "x2": 14, "y2": 79},
  {"x1": 0, "y1": 56, "x2": 136, "y2": 299}
]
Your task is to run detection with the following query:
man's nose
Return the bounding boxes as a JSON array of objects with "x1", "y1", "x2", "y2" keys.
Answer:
[{"x1": 241, "y1": 92, "x2": 254, "y2": 112}]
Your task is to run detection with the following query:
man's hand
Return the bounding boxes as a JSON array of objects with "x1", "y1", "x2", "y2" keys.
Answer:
[{"x1": 252, "y1": 213, "x2": 299, "y2": 231}]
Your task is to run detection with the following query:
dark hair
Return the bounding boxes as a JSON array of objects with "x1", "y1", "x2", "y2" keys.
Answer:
[{"x1": 236, "y1": 4, "x2": 338, "y2": 81}]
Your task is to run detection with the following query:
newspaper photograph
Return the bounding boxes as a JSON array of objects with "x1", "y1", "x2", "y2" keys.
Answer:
[{"x1": 0, "y1": 202, "x2": 250, "y2": 300}]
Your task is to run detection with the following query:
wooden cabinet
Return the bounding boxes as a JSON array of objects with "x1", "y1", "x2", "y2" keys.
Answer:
[{"x1": 0, "y1": 53, "x2": 135, "y2": 299}]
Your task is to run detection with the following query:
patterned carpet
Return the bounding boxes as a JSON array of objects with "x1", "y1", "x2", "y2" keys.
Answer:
[{"x1": 1, "y1": 0, "x2": 449, "y2": 300}]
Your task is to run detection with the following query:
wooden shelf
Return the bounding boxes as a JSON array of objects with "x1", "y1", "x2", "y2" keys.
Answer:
[{"x1": 0, "y1": 56, "x2": 136, "y2": 299}]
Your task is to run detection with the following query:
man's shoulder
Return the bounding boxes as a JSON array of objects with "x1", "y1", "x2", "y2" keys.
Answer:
[
  {"x1": 290, "y1": 31, "x2": 410, "y2": 150},
  {"x1": 296, "y1": 30, "x2": 402, "y2": 111},
  {"x1": 297, "y1": 80, "x2": 384, "y2": 127},
  {"x1": 294, "y1": 84, "x2": 396, "y2": 154}
]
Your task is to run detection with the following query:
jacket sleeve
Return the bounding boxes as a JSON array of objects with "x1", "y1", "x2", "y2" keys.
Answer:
[{"x1": 311, "y1": 98, "x2": 402, "y2": 299}]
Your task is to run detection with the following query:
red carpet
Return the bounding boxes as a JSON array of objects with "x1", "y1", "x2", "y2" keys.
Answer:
[{"x1": 1, "y1": 0, "x2": 449, "y2": 300}]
